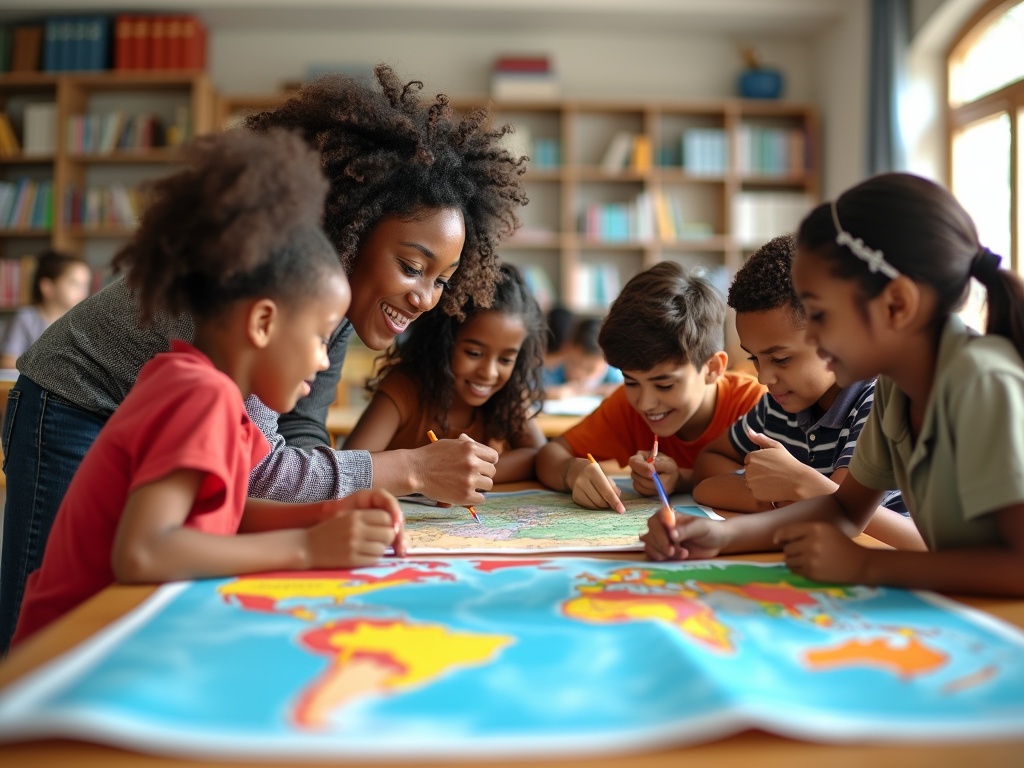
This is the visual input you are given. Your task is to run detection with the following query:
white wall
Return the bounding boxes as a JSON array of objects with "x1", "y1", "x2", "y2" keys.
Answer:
[
  {"x1": 210, "y1": 28, "x2": 816, "y2": 102},
  {"x1": 810, "y1": 0, "x2": 869, "y2": 198},
  {"x1": 208, "y1": 15, "x2": 871, "y2": 193}
]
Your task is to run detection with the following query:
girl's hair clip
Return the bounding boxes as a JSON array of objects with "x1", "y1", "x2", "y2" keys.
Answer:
[{"x1": 831, "y1": 201, "x2": 901, "y2": 280}]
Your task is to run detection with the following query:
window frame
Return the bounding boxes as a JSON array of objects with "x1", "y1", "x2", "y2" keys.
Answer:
[{"x1": 946, "y1": 0, "x2": 1024, "y2": 273}]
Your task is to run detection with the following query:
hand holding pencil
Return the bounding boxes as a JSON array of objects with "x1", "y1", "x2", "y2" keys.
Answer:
[
  {"x1": 427, "y1": 430, "x2": 482, "y2": 521},
  {"x1": 570, "y1": 453, "x2": 625, "y2": 513}
]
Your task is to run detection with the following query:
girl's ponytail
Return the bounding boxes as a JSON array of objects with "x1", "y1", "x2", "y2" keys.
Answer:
[{"x1": 971, "y1": 248, "x2": 1024, "y2": 360}]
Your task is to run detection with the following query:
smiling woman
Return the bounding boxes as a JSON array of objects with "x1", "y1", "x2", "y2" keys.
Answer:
[{"x1": 0, "y1": 64, "x2": 528, "y2": 656}]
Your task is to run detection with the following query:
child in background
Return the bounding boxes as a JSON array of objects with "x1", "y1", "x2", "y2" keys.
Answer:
[
  {"x1": 11, "y1": 129, "x2": 405, "y2": 648},
  {"x1": 691, "y1": 233, "x2": 921, "y2": 550},
  {"x1": 0, "y1": 250, "x2": 90, "y2": 368},
  {"x1": 536, "y1": 262, "x2": 764, "y2": 511},
  {"x1": 644, "y1": 173, "x2": 1024, "y2": 597},
  {"x1": 543, "y1": 305, "x2": 576, "y2": 370},
  {"x1": 544, "y1": 317, "x2": 624, "y2": 401},
  {"x1": 345, "y1": 263, "x2": 547, "y2": 483}
]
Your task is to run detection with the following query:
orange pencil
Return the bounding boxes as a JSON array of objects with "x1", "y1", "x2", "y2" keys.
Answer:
[{"x1": 427, "y1": 430, "x2": 481, "y2": 522}]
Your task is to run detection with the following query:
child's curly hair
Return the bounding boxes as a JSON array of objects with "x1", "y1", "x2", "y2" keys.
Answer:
[
  {"x1": 246, "y1": 64, "x2": 528, "y2": 318},
  {"x1": 727, "y1": 233, "x2": 802, "y2": 319},
  {"x1": 368, "y1": 263, "x2": 546, "y2": 442},
  {"x1": 112, "y1": 128, "x2": 338, "y2": 323}
]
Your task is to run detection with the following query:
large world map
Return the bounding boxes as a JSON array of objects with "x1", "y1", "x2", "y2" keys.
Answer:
[{"x1": 0, "y1": 558, "x2": 1021, "y2": 759}]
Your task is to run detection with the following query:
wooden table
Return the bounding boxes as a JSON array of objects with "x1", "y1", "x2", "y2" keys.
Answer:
[
  {"x1": 1, "y1": 513, "x2": 1022, "y2": 767},
  {"x1": 326, "y1": 405, "x2": 584, "y2": 446}
]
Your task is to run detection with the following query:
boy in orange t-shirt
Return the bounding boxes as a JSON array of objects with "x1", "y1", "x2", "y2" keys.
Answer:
[{"x1": 536, "y1": 262, "x2": 764, "y2": 511}]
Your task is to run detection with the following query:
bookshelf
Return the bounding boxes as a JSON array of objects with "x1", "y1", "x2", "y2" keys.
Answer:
[
  {"x1": 450, "y1": 97, "x2": 819, "y2": 322},
  {"x1": 0, "y1": 70, "x2": 214, "y2": 306}
]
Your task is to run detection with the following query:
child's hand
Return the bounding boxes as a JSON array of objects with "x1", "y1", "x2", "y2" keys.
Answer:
[
  {"x1": 308, "y1": 489, "x2": 406, "y2": 566},
  {"x1": 416, "y1": 433, "x2": 498, "y2": 506},
  {"x1": 641, "y1": 515, "x2": 727, "y2": 561},
  {"x1": 571, "y1": 461, "x2": 624, "y2": 512},
  {"x1": 628, "y1": 451, "x2": 680, "y2": 498},
  {"x1": 743, "y1": 431, "x2": 805, "y2": 503},
  {"x1": 774, "y1": 522, "x2": 870, "y2": 584}
]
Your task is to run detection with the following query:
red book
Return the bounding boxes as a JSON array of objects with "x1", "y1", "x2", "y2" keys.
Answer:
[
  {"x1": 132, "y1": 16, "x2": 150, "y2": 70},
  {"x1": 166, "y1": 16, "x2": 183, "y2": 69},
  {"x1": 151, "y1": 16, "x2": 168, "y2": 69},
  {"x1": 494, "y1": 56, "x2": 550, "y2": 73},
  {"x1": 114, "y1": 15, "x2": 133, "y2": 70},
  {"x1": 180, "y1": 16, "x2": 206, "y2": 70}
]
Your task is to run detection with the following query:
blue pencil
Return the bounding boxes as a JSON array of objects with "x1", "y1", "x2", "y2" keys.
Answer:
[{"x1": 648, "y1": 436, "x2": 676, "y2": 536}]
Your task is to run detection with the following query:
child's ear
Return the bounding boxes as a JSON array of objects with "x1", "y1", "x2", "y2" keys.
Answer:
[
  {"x1": 246, "y1": 298, "x2": 279, "y2": 349},
  {"x1": 703, "y1": 351, "x2": 728, "y2": 383},
  {"x1": 879, "y1": 276, "x2": 922, "y2": 332}
]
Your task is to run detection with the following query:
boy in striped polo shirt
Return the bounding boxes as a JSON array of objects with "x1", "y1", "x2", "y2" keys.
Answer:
[{"x1": 691, "y1": 234, "x2": 922, "y2": 549}]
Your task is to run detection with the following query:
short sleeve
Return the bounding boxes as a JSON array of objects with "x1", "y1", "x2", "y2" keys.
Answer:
[
  {"x1": 954, "y1": 370, "x2": 1024, "y2": 518},
  {"x1": 561, "y1": 387, "x2": 637, "y2": 466},
  {"x1": 728, "y1": 394, "x2": 768, "y2": 456},
  {"x1": 847, "y1": 387, "x2": 896, "y2": 491},
  {"x1": 128, "y1": 381, "x2": 257, "y2": 513}
]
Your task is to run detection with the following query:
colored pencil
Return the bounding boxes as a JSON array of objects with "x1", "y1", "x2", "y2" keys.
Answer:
[
  {"x1": 587, "y1": 453, "x2": 623, "y2": 514},
  {"x1": 648, "y1": 436, "x2": 676, "y2": 536},
  {"x1": 427, "y1": 430, "x2": 481, "y2": 521}
]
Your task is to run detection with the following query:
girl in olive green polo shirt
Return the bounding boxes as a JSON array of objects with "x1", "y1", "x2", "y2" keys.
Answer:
[{"x1": 642, "y1": 172, "x2": 1024, "y2": 598}]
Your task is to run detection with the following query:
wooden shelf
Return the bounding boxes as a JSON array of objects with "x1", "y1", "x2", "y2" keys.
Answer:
[{"x1": 1, "y1": 70, "x2": 215, "y2": 264}]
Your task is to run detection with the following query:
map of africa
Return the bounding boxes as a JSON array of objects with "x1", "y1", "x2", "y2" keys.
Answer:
[
  {"x1": 0, "y1": 558, "x2": 1021, "y2": 760},
  {"x1": 400, "y1": 480, "x2": 721, "y2": 553}
]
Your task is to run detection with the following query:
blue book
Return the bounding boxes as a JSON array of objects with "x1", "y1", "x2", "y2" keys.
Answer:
[
  {"x1": 90, "y1": 17, "x2": 110, "y2": 70},
  {"x1": 43, "y1": 18, "x2": 59, "y2": 72},
  {"x1": 73, "y1": 18, "x2": 89, "y2": 71}
]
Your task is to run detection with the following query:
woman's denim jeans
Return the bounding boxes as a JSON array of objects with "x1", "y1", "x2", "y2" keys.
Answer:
[{"x1": 0, "y1": 376, "x2": 106, "y2": 655}]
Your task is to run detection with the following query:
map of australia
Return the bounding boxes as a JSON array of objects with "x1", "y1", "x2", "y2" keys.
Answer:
[{"x1": 0, "y1": 558, "x2": 1021, "y2": 760}]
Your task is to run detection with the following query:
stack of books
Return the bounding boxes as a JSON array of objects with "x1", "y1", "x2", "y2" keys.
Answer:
[
  {"x1": 113, "y1": 14, "x2": 206, "y2": 71},
  {"x1": 490, "y1": 55, "x2": 559, "y2": 101}
]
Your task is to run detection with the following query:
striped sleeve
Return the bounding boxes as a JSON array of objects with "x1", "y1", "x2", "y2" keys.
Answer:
[
  {"x1": 834, "y1": 382, "x2": 876, "y2": 469},
  {"x1": 728, "y1": 393, "x2": 769, "y2": 457}
]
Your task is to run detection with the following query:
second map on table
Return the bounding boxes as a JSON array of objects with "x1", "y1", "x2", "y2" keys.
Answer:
[{"x1": 400, "y1": 482, "x2": 720, "y2": 553}]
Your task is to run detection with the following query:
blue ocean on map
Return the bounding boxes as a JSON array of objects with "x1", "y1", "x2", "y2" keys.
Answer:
[{"x1": 0, "y1": 557, "x2": 1022, "y2": 759}]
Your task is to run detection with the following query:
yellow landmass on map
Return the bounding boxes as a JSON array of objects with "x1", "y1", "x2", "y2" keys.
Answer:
[
  {"x1": 217, "y1": 567, "x2": 454, "y2": 621},
  {"x1": 293, "y1": 618, "x2": 513, "y2": 729}
]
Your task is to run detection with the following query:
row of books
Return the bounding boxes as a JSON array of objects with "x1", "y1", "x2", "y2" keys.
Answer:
[
  {"x1": 0, "y1": 257, "x2": 37, "y2": 308},
  {"x1": 681, "y1": 128, "x2": 729, "y2": 176},
  {"x1": 736, "y1": 125, "x2": 808, "y2": 177},
  {"x1": 600, "y1": 132, "x2": 652, "y2": 173},
  {"x1": 573, "y1": 263, "x2": 622, "y2": 311},
  {"x1": 579, "y1": 191, "x2": 715, "y2": 243},
  {"x1": 64, "y1": 183, "x2": 140, "y2": 228},
  {"x1": 113, "y1": 14, "x2": 207, "y2": 71},
  {"x1": 491, "y1": 55, "x2": 559, "y2": 101},
  {"x1": 499, "y1": 125, "x2": 561, "y2": 170},
  {"x1": 0, "y1": 179, "x2": 54, "y2": 231},
  {"x1": 65, "y1": 112, "x2": 179, "y2": 154},
  {"x1": 0, "y1": 14, "x2": 206, "y2": 73},
  {"x1": 732, "y1": 192, "x2": 815, "y2": 246},
  {"x1": 42, "y1": 16, "x2": 109, "y2": 72}
]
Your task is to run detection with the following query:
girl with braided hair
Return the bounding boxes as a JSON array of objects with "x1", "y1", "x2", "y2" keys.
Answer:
[{"x1": 0, "y1": 65, "x2": 526, "y2": 654}]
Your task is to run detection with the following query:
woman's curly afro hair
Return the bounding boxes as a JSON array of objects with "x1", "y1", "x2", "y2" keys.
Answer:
[{"x1": 246, "y1": 63, "x2": 529, "y2": 317}]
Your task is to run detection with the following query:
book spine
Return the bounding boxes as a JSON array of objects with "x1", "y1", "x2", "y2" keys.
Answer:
[{"x1": 114, "y1": 15, "x2": 132, "y2": 70}]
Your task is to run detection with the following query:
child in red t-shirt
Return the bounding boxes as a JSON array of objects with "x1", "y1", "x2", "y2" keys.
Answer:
[{"x1": 12, "y1": 129, "x2": 405, "y2": 647}]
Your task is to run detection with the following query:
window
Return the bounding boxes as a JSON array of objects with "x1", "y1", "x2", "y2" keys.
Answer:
[{"x1": 948, "y1": 0, "x2": 1024, "y2": 328}]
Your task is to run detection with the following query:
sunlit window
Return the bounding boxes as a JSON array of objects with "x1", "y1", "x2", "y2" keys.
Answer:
[{"x1": 949, "y1": 2, "x2": 1024, "y2": 106}]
